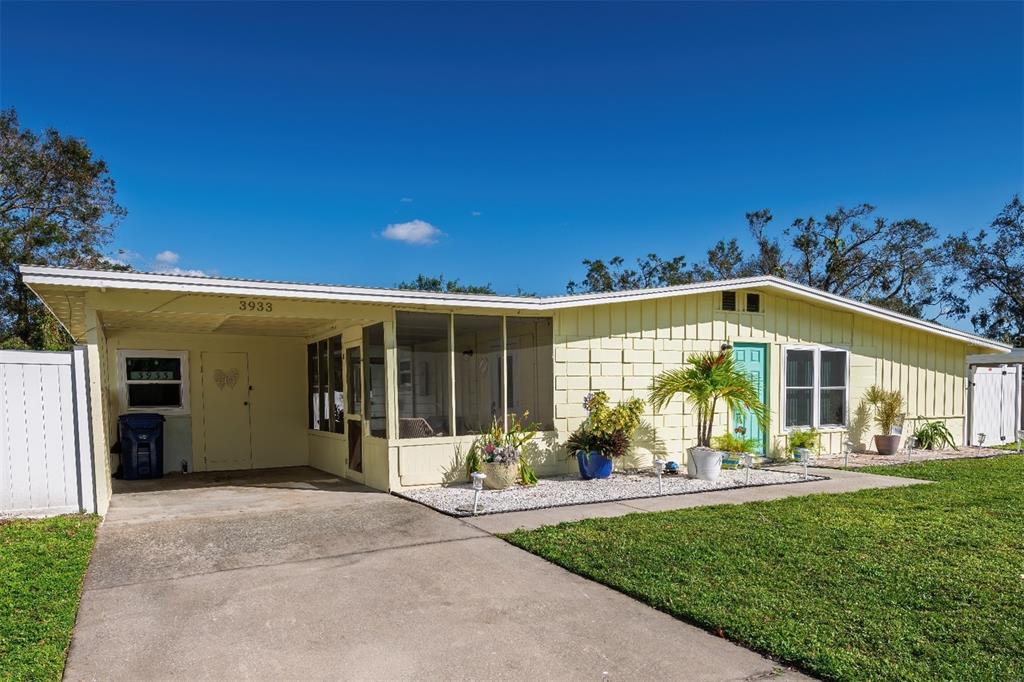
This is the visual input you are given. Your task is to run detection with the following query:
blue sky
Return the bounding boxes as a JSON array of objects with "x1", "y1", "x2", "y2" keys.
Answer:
[{"x1": 2, "y1": 2, "x2": 1021, "y2": 300}]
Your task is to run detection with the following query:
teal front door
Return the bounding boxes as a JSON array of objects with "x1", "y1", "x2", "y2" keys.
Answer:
[{"x1": 732, "y1": 343, "x2": 768, "y2": 454}]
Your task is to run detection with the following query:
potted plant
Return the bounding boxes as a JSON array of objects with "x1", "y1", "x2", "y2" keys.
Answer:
[
  {"x1": 565, "y1": 391, "x2": 645, "y2": 479},
  {"x1": 649, "y1": 350, "x2": 767, "y2": 482},
  {"x1": 864, "y1": 386, "x2": 904, "y2": 455},
  {"x1": 712, "y1": 426, "x2": 758, "y2": 474},
  {"x1": 787, "y1": 428, "x2": 819, "y2": 461},
  {"x1": 465, "y1": 412, "x2": 540, "y2": 489}
]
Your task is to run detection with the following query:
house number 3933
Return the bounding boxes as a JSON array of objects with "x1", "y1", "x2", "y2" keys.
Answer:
[{"x1": 239, "y1": 299, "x2": 273, "y2": 312}]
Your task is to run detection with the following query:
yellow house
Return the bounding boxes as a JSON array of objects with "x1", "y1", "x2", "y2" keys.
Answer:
[{"x1": 22, "y1": 265, "x2": 1009, "y2": 514}]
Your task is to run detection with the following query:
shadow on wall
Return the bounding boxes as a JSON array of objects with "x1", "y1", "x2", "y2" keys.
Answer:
[
  {"x1": 622, "y1": 420, "x2": 668, "y2": 470},
  {"x1": 440, "y1": 443, "x2": 468, "y2": 486},
  {"x1": 849, "y1": 399, "x2": 872, "y2": 451},
  {"x1": 439, "y1": 433, "x2": 565, "y2": 486}
]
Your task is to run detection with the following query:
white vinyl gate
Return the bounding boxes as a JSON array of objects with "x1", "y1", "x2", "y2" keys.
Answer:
[
  {"x1": 969, "y1": 364, "x2": 1022, "y2": 447},
  {"x1": 0, "y1": 348, "x2": 96, "y2": 517}
]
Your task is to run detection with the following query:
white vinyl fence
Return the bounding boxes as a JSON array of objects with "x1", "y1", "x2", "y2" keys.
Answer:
[{"x1": 0, "y1": 348, "x2": 96, "y2": 517}]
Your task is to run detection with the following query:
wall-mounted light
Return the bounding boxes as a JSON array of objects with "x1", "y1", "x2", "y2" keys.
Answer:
[
  {"x1": 720, "y1": 342, "x2": 733, "y2": 352},
  {"x1": 462, "y1": 349, "x2": 475, "y2": 358}
]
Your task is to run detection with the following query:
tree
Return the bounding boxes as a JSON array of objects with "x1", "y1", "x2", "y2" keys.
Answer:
[
  {"x1": 944, "y1": 196, "x2": 1024, "y2": 347},
  {"x1": 649, "y1": 350, "x2": 767, "y2": 447},
  {"x1": 566, "y1": 253, "x2": 692, "y2": 294},
  {"x1": 396, "y1": 274, "x2": 496, "y2": 295},
  {"x1": 784, "y1": 205, "x2": 946, "y2": 318},
  {"x1": 567, "y1": 204, "x2": 954, "y2": 320},
  {"x1": 1, "y1": 108, "x2": 127, "y2": 349}
]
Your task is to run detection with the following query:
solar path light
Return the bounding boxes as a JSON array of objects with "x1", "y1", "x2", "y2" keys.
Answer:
[
  {"x1": 653, "y1": 459, "x2": 666, "y2": 495},
  {"x1": 843, "y1": 439, "x2": 854, "y2": 468},
  {"x1": 905, "y1": 435, "x2": 918, "y2": 464},
  {"x1": 470, "y1": 471, "x2": 486, "y2": 515},
  {"x1": 795, "y1": 447, "x2": 812, "y2": 480},
  {"x1": 977, "y1": 433, "x2": 986, "y2": 455}
]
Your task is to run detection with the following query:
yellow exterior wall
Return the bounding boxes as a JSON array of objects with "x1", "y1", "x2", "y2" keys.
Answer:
[
  {"x1": 103, "y1": 330, "x2": 308, "y2": 473},
  {"x1": 552, "y1": 289, "x2": 989, "y2": 466}
]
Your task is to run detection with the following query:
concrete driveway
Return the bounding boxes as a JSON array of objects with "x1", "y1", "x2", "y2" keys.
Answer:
[{"x1": 66, "y1": 467, "x2": 808, "y2": 681}]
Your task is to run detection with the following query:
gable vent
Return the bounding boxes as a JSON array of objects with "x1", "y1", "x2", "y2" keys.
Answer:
[
  {"x1": 746, "y1": 293, "x2": 761, "y2": 313},
  {"x1": 721, "y1": 291, "x2": 737, "y2": 311}
]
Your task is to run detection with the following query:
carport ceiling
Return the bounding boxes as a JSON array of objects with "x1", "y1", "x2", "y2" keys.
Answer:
[{"x1": 99, "y1": 310, "x2": 363, "y2": 337}]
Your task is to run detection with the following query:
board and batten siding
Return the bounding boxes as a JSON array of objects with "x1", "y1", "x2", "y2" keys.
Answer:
[
  {"x1": 0, "y1": 348, "x2": 96, "y2": 517},
  {"x1": 553, "y1": 289, "x2": 988, "y2": 463}
]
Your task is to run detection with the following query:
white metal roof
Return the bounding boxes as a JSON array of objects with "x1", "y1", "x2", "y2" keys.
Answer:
[{"x1": 19, "y1": 264, "x2": 1012, "y2": 351}]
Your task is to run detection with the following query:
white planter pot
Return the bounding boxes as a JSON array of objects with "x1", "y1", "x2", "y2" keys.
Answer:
[{"x1": 687, "y1": 446, "x2": 724, "y2": 482}]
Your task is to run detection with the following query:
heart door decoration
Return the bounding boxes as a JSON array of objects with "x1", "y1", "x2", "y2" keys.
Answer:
[{"x1": 214, "y1": 367, "x2": 240, "y2": 390}]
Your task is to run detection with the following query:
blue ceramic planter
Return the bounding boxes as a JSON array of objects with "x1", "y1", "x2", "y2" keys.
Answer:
[{"x1": 576, "y1": 450, "x2": 613, "y2": 480}]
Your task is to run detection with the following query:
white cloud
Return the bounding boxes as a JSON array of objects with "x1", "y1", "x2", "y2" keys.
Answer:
[
  {"x1": 381, "y1": 219, "x2": 443, "y2": 245},
  {"x1": 101, "y1": 255, "x2": 129, "y2": 267},
  {"x1": 400, "y1": 197, "x2": 414, "y2": 203},
  {"x1": 155, "y1": 250, "x2": 180, "y2": 265}
]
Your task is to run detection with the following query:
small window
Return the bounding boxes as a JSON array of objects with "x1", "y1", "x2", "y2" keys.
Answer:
[
  {"x1": 721, "y1": 291, "x2": 737, "y2": 311},
  {"x1": 120, "y1": 351, "x2": 188, "y2": 413},
  {"x1": 745, "y1": 293, "x2": 761, "y2": 313}
]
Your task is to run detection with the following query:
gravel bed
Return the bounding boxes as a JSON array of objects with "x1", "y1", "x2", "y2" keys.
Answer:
[
  {"x1": 813, "y1": 446, "x2": 1011, "y2": 469},
  {"x1": 397, "y1": 468, "x2": 827, "y2": 517}
]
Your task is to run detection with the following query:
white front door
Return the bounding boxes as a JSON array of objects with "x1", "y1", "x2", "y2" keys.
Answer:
[{"x1": 201, "y1": 351, "x2": 253, "y2": 470}]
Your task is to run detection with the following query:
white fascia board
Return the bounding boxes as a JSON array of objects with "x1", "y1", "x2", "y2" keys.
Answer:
[
  {"x1": 18, "y1": 265, "x2": 546, "y2": 310},
  {"x1": 19, "y1": 265, "x2": 1011, "y2": 351}
]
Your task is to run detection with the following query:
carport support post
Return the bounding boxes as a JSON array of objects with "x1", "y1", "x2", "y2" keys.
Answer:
[{"x1": 83, "y1": 309, "x2": 113, "y2": 515}]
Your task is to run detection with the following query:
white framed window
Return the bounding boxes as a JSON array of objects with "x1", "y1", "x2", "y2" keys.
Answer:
[
  {"x1": 783, "y1": 346, "x2": 848, "y2": 429},
  {"x1": 117, "y1": 350, "x2": 189, "y2": 414}
]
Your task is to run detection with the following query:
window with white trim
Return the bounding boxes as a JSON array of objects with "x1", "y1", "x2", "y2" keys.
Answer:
[
  {"x1": 119, "y1": 350, "x2": 188, "y2": 413},
  {"x1": 784, "y1": 347, "x2": 848, "y2": 428}
]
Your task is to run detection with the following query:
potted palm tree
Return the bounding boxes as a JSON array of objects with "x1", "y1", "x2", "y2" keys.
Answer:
[
  {"x1": 649, "y1": 350, "x2": 767, "y2": 481},
  {"x1": 864, "y1": 386, "x2": 904, "y2": 455}
]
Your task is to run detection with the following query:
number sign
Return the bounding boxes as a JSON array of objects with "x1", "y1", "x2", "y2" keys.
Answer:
[{"x1": 239, "y1": 299, "x2": 274, "y2": 312}]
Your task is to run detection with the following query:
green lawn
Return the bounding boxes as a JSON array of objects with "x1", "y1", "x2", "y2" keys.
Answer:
[
  {"x1": 0, "y1": 515, "x2": 99, "y2": 682},
  {"x1": 503, "y1": 456, "x2": 1024, "y2": 681}
]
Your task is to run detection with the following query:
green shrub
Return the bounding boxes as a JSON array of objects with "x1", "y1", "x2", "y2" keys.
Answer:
[{"x1": 912, "y1": 420, "x2": 957, "y2": 450}]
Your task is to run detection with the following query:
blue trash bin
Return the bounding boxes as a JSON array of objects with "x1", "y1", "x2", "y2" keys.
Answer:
[{"x1": 118, "y1": 413, "x2": 166, "y2": 479}]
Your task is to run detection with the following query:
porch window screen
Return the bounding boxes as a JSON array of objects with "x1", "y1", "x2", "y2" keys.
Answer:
[
  {"x1": 317, "y1": 340, "x2": 330, "y2": 430},
  {"x1": 307, "y1": 335, "x2": 344, "y2": 433},
  {"x1": 363, "y1": 324, "x2": 387, "y2": 437},
  {"x1": 307, "y1": 344, "x2": 319, "y2": 429},
  {"x1": 505, "y1": 317, "x2": 554, "y2": 431},
  {"x1": 329, "y1": 336, "x2": 344, "y2": 433},
  {"x1": 784, "y1": 348, "x2": 848, "y2": 429},
  {"x1": 454, "y1": 315, "x2": 503, "y2": 435},
  {"x1": 346, "y1": 346, "x2": 362, "y2": 415},
  {"x1": 396, "y1": 312, "x2": 450, "y2": 438},
  {"x1": 121, "y1": 352, "x2": 187, "y2": 412}
]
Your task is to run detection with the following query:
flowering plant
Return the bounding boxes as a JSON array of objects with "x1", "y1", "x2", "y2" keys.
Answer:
[
  {"x1": 465, "y1": 411, "x2": 540, "y2": 485},
  {"x1": 566, "y1": 390, "x2": 646, "y2": 459},
  {"x1": 482, "y1": 443, "x2": 520, "y2": 465}
]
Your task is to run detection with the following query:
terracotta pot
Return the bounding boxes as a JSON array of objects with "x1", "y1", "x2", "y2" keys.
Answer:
[
  {"x1": 874, "y1": 435, "x2": 901, "y2": 456},
  {"x1": 481, "y1": 462, "x2": 517, "y2": 489}
]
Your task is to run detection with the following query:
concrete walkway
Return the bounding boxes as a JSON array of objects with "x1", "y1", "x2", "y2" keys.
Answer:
[
  {"x1": 66, "y1": 467, "x2": 811, "y2": 681},
  {"x1": 463, "y1": 466, "x2": 929, "y2": 534}
]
